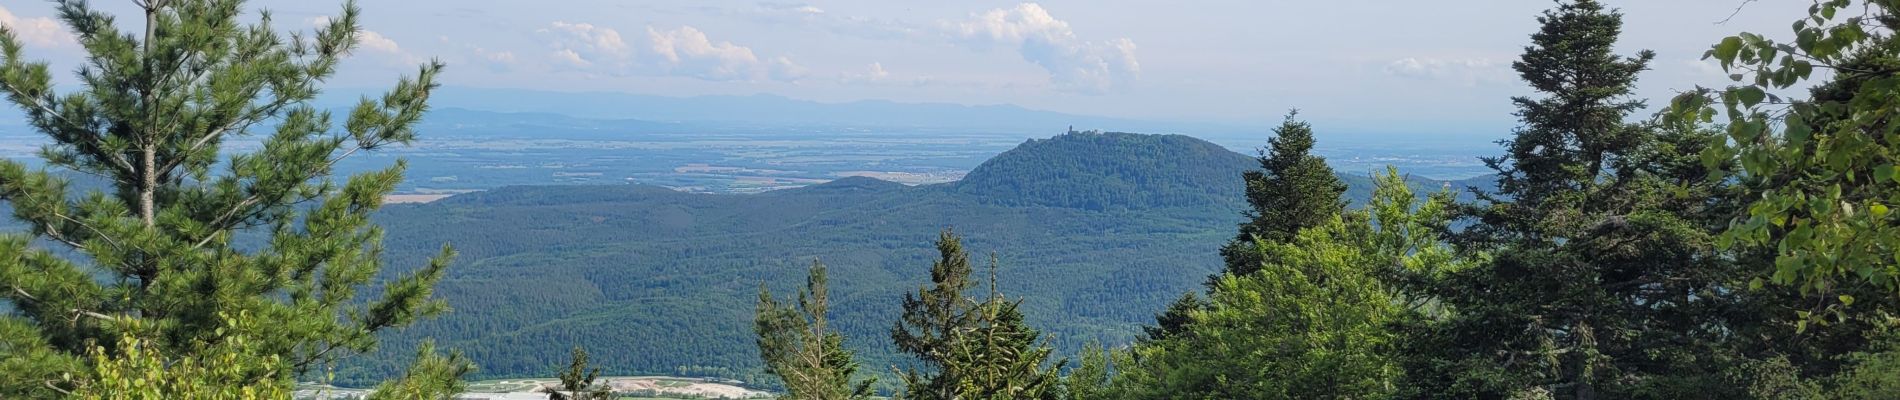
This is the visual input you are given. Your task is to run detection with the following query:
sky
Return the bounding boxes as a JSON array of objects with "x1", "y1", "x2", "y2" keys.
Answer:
[{"x1": 0, "y1": 0, "x2": 1815, "y2": 137}]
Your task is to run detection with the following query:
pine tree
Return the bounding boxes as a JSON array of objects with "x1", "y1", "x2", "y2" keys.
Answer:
[
  {"x1": 1422, "y1": 1, "x2": 1746, "y2": 398},
  {"x1": 0, "y1": 0, "x2": 459, "y2": 397},
  {"x1": 1220, "y1": 109, "x2": 1347, "y2": 278},
  {"x1": 755, "y1": 260, "x2": 876, "y2": 400},
  {"x1": 551, "y1": 347, "x2": 613, "y2": 400},
  {"x1": 892, "y1": 230, "x2": 1061, "y2": 400}
]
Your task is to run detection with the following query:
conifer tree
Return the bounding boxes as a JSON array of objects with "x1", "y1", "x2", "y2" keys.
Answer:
[
  {"x1": 1220, "y1": 110, "x2": 1347, "y2": 278},
  {"x1": 892, "y1": 230, "x2": 1061, "y2": 400},
  {"x1": 942, "y1": 259, "x2": 1062, "y2": 400},
  {"x1": 1138, "y1": 292, "x2": 1206, "y2": 342},
  {"x1": 1146, "y1": 111, "x2": 1343, "y2": 343},
  {"x1": 756, "y1": 260, "x2": 876, "y2": 400},
  {"x1": 0, "y1": 0, "x2": 459, "y2": 396},
  {"x1": 551, "y1": 347, "x2": 613, "y2": 400},
  {"x1": 892, "y1": 230, "x2": 978, "y2": 400},
  {"x1": 1422, "y1": 1, "x2": 1745, "y2": 397}
]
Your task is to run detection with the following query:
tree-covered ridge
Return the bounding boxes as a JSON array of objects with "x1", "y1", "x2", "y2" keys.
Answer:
[{"x1": 344, "y1": 131, "x2": 1482, "y2": 384}]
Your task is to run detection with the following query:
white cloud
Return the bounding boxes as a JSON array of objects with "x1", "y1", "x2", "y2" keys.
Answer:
[
  {"x1": 767, "y1": 56, "x2": 807, "y2": 81},
  {"x1": 647, "y1": 25, "x2": 805, "y2": 81},
  {"x1": 790, "y1": 5, "x2": 825, "y2": 15},
  {"x1": 0, "y1": 5, "x2": 74, "y2": 48},
  {"x1": 839, "y1": 62, "x2": 891, "y2": 84},
  {"x1": 541, "y1": 21, "x2": 635, "y2": 69},
  {"x1": 951, "y1": 3, "x2": 1070, "y2": 44},
  {"x1": 946, "y1": 3, "x2": 1139, "y2": 94},
  {"x1": 353, "y1": 30, "x2": 425, "y2": 65},
  {"x1": 647, "y1": 26, "x2": 760, "y2": 78},
  {"x1": 458, "y1": 42, "x2": 519, "y2": 72},
  {"x1": 539, "y1": 22, "x2": 803, "y2": 82},
  {"x1": 1384, "y1": 57, "x2": 1510, "y2": 85},
  {"x1": 356, "y1": 30, "x2": 403, "y2": 54}
]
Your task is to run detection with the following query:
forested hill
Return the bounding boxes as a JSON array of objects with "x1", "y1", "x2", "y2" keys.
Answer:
[
  {"x1": 953, "y1": 132, "x2": 1255, "y2": 210},
  {"x1": 349, "y1": 131, "x2": 1487, "y2": 384}
]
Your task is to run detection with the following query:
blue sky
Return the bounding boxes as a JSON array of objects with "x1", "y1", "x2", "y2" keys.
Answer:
[{"x1": 1, "y1": 0, "x2": 1811, "y2": 136}]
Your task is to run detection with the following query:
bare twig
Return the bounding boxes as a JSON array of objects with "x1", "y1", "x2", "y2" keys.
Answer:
[{"x1": 1717, "y1": 0, "x2": 1759, "y2": 25}]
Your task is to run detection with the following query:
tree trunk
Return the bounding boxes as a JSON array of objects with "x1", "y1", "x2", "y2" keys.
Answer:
[
  {"x1": 138, "y1": 2, "x2": 159, "y2": 228},
  {"x1": 140, "y1": 147, "x2": 155, "y2": 227}
]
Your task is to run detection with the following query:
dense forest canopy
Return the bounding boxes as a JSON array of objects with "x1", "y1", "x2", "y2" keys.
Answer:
[{"x1": 347, "y1": 130, "x2": 1481, "y2": 384}]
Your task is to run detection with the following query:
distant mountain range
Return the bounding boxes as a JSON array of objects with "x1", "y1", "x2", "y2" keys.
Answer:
[
  {"x1": 406, "y1": 87, "x2": 1263, "y2": 136},
  {"x1": 345, "y1": 131, "x2": 1491, "y2": 384}
]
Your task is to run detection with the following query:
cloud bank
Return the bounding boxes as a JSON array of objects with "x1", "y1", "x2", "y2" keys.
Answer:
[{"x1": 1384, "y1": 57, "x2": 1510, "y2": 85}]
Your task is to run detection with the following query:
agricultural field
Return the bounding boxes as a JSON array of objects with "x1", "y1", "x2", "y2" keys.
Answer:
[{"x1": 463, "y1": 376, "x2": 771, "y2": 399}]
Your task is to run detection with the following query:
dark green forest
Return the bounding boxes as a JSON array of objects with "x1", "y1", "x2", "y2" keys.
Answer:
[{"x1": 345, "y1": 130, "x2": 1484, "y2": 385}]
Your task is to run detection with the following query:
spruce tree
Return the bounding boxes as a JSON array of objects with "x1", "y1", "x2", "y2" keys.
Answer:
[
  {"x1": 892, "y1": 229, "x2": 977, "y2": 400},
  {"x1": 1422, "y1": 1, "x2": 1745, "y2": 398},
  {"x1": 755, "y1": 260, "x2": 875, "y2": 400},
  {"x1": 943, "y1": 259, "x2": 1062, "y2": 400},
  {"x1": 1220, "y1": 110, "x2": 1347, "y2": 278},
  {"x1": 892, "y1": 230, "x2": 1061, "y2": 400},
  {"x1": 1146, "y1": 110, "x2": 1342, "y2": 343},
  {"x1": 0, "y1": 0, "x2": 459, "y2": 396}
]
